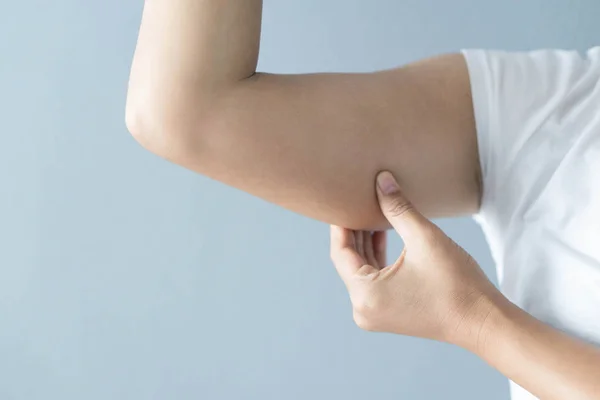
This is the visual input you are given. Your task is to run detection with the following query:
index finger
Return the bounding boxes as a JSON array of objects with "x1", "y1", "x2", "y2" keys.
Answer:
[{"x1": 330, "y1": 225, "x2": 364, "y2": 284}]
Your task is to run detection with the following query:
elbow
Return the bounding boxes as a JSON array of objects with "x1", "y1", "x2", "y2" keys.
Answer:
[
  {"x1": 125, "y1": 96, "x2": 202, "y2": 162},
  {"x1": 125, "y1": 104, "x2": 152, "y2": 150},
  {"x1": 125, "y1": 73, "x2": 236, "y2": 162}
]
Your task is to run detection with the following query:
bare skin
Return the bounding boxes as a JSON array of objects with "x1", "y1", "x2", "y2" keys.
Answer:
[
  {"x1": 330, "y1": 172, "x2": 600, "y2": 400},
  {"x1": 125, "y1": 1, "x2": 600, "y2": 398},
  {"x1": 126, "y1": 0, "x2": 480, "y2": 231}
]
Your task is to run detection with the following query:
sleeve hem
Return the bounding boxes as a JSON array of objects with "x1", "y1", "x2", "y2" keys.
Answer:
[{"x1": 461, "y1": 49, "x2": 494, "y2": 222}]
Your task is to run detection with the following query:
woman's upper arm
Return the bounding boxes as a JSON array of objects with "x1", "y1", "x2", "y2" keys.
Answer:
[{"x1": 148, "y1": 53, "x2": 480, "y2": 230}]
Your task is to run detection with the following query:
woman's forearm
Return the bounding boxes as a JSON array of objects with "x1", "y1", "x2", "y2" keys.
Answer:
[
  {"x1": 126, "y1": 0, "x2": 263, "y2": 149},
  {"x1": 473, "y1": 299, "x2": 600, "y2": 400}
]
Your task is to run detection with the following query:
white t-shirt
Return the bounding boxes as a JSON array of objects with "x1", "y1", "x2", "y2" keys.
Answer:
[{"x1": 462, "y1": 47, "x2": 600, "y2": 400}]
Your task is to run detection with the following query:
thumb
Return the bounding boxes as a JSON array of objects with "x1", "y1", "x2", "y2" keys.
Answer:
[{"x1": 375, "y1": 171, "x2": 430, "y2": 243}]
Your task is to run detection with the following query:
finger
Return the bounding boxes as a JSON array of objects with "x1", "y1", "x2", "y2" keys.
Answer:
[
  {"x1": 330, "y1": 225, "x2": 356, "y2": 251},
  {"x1": 364, "y1": 231, "x2": 379, "y2": 269},
  {"x1": 330, "y1": 226, "x2": 365, "y2": 284},
  {"x1": 372, "y1": 231, "x2": 387, "y2": 267},
  {"x1": 354, "y1": 231, "x2": 365, "y2": 259},
  {"x1": 375, "y1": 171, "x2": 431, "y2": 244}
]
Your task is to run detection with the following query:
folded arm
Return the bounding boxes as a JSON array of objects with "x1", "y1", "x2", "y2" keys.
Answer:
[{"x1": 126, "y1": 0, "x2": 481, "y2": 230}]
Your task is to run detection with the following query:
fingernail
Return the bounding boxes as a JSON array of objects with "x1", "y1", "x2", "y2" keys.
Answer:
[{"x1": 377, "y1": 172, "x2": 399, "y2": 195}]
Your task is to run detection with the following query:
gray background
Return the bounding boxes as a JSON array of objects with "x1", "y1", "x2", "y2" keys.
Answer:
[{"x1": 1, "y1": 1, "x2": 598, "y2": 399}]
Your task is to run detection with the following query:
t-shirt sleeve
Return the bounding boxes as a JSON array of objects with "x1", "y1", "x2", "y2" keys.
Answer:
[{"x1": 461, "y1": 48, "x2": 596, "y2": 226}]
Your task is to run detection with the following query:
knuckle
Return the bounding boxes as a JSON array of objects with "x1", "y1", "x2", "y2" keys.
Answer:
[
  {"x1": 385, "y1": 197, "x2": 413, "y2": 218},
  {"x1": 353, "y1": 300, "x2": 372, "y2": 317},
  {"x1": 353, "y1": 312, "x2": 376, "y2": 332},
  {"x1": 352, "y1": 292, "x2": 385, "y2": 332}
]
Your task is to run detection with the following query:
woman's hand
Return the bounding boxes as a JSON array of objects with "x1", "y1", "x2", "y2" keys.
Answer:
[
  {"x1": 332, "y1": 171, "x2": 600, "y2": 399},
  {"x1": 330, "y1": 171, "x2": 503, "y2": 347}
]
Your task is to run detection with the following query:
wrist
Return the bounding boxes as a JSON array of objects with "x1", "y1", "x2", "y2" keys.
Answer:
[{"x1": 447, "y1": 290, "x2": 514, "y2": 354}]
